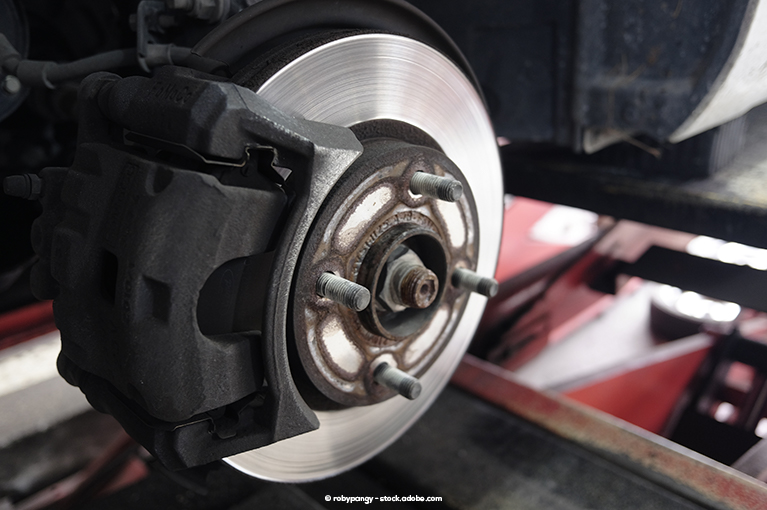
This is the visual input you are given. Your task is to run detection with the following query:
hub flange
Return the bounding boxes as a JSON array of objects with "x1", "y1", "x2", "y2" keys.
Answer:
[{"x1": 292, "y1": 140, "x2": 478, "y2": 407}]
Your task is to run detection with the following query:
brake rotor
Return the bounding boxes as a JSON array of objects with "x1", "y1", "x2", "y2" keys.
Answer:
[{"x1": 225, "y1": 32, "x2": 503, "y2": 481}]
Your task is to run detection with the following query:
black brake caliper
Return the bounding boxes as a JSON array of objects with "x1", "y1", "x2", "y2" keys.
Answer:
[{"x1": 28, "y1": 66, "x2": 362, "y2": 469}]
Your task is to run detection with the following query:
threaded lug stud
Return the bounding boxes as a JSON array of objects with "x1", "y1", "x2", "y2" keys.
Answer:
[
  {"x1": 373, "y1": 362, "x2": 422, "y2": 400},
  {"x1": 316, "y1": 272, "x2": 371, "y2": 311},
  {"x1": 409, "y1": 172, "x2": 463, "y2": 202},
  {"x1": 452, "y1": 268, "x2": 498, "y2": 297}
]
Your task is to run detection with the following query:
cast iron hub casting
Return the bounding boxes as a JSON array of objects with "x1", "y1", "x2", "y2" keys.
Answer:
[{"x1": 292, "y1": 140, "x2": 478, "y2": 407}]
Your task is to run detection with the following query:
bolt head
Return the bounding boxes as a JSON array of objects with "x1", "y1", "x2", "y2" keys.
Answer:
[{"x1": 3, "y1": 75, "x2": 21, "y2": 95}]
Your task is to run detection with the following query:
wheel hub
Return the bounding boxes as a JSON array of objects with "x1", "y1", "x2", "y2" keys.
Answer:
[{"x1": 293, "y1": 140, "x2": 478, "y2": 407}]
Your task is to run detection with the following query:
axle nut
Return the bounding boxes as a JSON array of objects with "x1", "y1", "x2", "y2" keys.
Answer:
[{"x1": 396, "y1": 265, "x2": 439, "y2": 309}]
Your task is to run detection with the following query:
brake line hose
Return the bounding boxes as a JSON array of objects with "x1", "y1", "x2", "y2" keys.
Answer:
[{"x1": 0, "y1": 33, "x2": 203, "y2": 89}]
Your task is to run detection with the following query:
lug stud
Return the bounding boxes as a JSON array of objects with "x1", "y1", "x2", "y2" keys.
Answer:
[
  {"x1": 409, "y1": 172, "x2": 463, "y2": 202},
  {"x1": 316, "y1": 272, "x2": 371, "y2": 311},
  {"x1": 452, "y1": 268, "x2": 498, "y2": 297},
  {"x1": 373, "y1": 362, "x2": 422, "y2": 400}
]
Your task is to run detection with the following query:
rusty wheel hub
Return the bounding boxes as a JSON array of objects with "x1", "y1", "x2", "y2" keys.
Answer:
[{"x1": 293, "y1": 140, "x2": 478, "y2": 407}]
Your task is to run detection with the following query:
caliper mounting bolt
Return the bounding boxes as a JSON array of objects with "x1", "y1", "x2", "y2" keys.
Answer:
[
  {"x1": 409, "y1": 172, "x2": 463, "y2": 202},
  {"x1": 3, "y1": 75, "x2": 21, "y2": 95},
  {"x1": 452, "y1": 268, "x2": 499, "y2": 297},
  {"x1": 316, "y1": 272, "x2": 371, "y2": 311},
  {"x1": 3, "y1": 173, "x2": 42, "y2": 200},
  {"x1": 373, "y1": 362, "x2": 422, "y2": 400}
]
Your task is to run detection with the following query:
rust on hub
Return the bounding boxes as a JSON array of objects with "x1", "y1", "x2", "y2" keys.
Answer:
[{"x1": 291, "y1": 139, "x2": 479, "y2": 407}]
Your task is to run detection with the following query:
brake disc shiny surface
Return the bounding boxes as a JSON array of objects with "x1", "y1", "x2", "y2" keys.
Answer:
[{"x1": 224, "y1": 33, "x2": 503, "y2": 482}]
